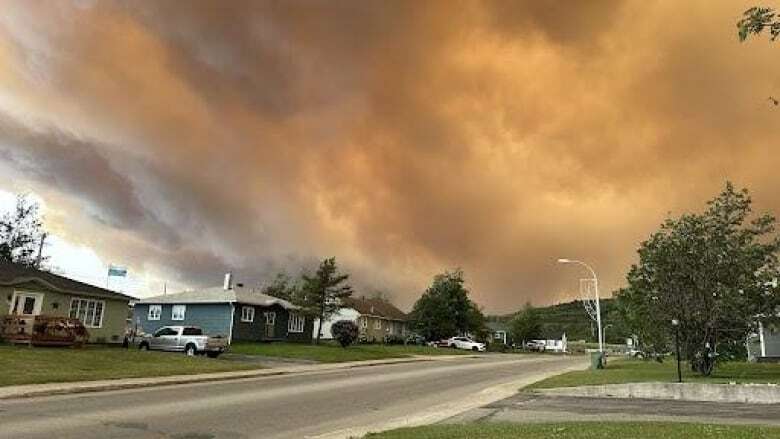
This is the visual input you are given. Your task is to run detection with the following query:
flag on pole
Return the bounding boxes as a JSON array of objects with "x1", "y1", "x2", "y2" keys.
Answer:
[{"x1": 108, "y1": 265, "x2": 128, "y2": 277}]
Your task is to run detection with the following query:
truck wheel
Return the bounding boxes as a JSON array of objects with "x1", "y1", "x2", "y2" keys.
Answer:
[
  {"x1": 185, "y1": 344, "x2": 197, "y2": 357},
  {"x1": 206, "y1": 352, "x2": 221, "y2": 359},
  {"x1": 139, "y1": 343, "x2": 149, "y2": 351}
]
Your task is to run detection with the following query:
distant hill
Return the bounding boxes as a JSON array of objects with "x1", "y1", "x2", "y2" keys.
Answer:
[{"x1": 489, "y1": 298, "x2": 627, "y2": 343}]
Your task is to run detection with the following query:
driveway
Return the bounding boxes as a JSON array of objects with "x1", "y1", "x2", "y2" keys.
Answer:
[
  {"x1": 0, "y1": 354, "x2": 585, "y2": 439},
  {"x1": 445, "y1": 393, "x2": 780, "y2": 427}
]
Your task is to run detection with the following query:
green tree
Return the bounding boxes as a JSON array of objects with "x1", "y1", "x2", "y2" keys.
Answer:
[
  {"x1": 510, "y1": 302, "x2": 542, "y2": 348},
  {"x1": 261, "y1": 271, "x2": 300, "y2": 302},
  {"x1": 411, "y1": 269, "x2": 482, "y2": 341},
  {"x1": 616, "y1": 182, "x2": 780, "y2": 375},
  {"x1": 0, "y1": 194, "x2": 47, "y2": 267},
  {"x1": 738, "y1": 7, "x2": 780, "y2": 42},
  {"x1": 300, "y1": 257, "x2": 354, "y2": 345}
]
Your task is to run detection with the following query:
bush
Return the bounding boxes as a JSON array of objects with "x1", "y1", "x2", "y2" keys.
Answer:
[
  {"x1": 383, "y1": 334, "x2": 405, "y2": 345},
  {"x1": 331, "y1": 320, "x2": 359, "y2": 348}
]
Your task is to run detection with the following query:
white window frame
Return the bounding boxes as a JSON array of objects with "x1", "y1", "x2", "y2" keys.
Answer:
[
  {"x1": 148, "y1": 304, "x2": 162, "y2": 321},
  {"x1": 360, "y1": 317, "x2": 367, "y2": 329},
  {"x1": 69, "y1": 298, "x2": 106, "y2": 328},
  {"x1": 10, "y1": 291, "x2": 44, "y2": 316},
  {"x1": 288, "y1": 313, "x2": 305, "y2": 333},
  {"x1": 241, "y1": 306, "x2": 255, "y2": 323},
  {"x1": 374, "y1": 319, "x2": 382, "y2": 330},
  {"x1": 171, "y1": 304, "x2": 186, "y2": 321}
]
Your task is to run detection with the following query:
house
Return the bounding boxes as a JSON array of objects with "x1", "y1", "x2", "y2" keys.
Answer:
[
  {"x1": 487, "y1": 321, "x2": 510, "y2": 346},
  {"x1": 748, "y1": 322, "x2": 780, "y2": 362},
  {"x1": 314, "y1": 296, "x2": 409, "y2": 343},
  {"x1": 133, "y1": 281, "x2": 313, "y2": 344},
  {"x1": 0, "y1": 261, "x2": 134, "y2": 344}
]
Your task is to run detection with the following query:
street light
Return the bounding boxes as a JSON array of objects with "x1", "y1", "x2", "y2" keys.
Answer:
[
  {"x1": 557, "y1": 258, "x2": 604, "y2": 353},
  {"x1": 671, "y1": 319, "x2": 682, "y2": 383}
]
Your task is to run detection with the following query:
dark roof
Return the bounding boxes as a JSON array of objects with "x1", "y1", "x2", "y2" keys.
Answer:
[
  {"x1": 343, "y1": 296, "x2": 408, "y2": 321},
  {"x1": 0, "y1": 260, "x2": 134, "y2": 301}
]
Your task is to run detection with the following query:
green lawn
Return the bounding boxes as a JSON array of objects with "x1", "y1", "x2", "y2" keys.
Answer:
[
  {"x1": 526, "y1": 358, "x2": 780, "y2": 390},
  {"x1": 0, "y1": 344, "x2": 260, "y2": 387},
  {"x1": 229, "y1": 342, "x2": 470, "y2": 363},
  {"x1": 364, "y1": 422, "x2": 780, "y2": 439}
]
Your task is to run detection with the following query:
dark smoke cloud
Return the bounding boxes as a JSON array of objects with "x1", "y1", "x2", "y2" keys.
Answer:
[{"x1": 0, "y1": 0, "x2": 779, "y2": 312}]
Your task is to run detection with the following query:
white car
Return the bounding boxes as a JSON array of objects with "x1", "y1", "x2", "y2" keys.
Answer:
[{"x1": 448, "y1": 336, "x2": 486, "y2": 352}]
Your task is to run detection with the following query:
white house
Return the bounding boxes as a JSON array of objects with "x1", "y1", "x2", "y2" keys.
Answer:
[
  {"x1": 748, "y1": 322, "x2": 780, "y2": 362},
  {"x1": 312, "y1": 307, "x2": 361, "y2": 340}
]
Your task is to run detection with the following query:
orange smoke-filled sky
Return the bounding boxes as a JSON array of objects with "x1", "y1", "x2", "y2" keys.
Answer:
[{"x1": 1, "y1": 1, "x2": 779, "y2": 312}]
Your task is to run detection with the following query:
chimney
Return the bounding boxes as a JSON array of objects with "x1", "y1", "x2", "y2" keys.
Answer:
[{"x1": 223, "y1": 272, "x2": 233, "y2": 290}]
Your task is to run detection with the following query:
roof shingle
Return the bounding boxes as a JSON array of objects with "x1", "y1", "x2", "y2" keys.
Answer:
[{"x1": 0, "y1": 260, "x2": 134, "y2": 301}]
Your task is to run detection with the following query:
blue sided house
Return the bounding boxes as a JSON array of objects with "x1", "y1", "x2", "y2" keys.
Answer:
[{"x1": 133, "y1": 284, "x2": 313, "y2": 344}]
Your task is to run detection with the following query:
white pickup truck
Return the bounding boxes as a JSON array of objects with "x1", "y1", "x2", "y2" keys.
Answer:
[{"x1": 137, "y1": 326, "x2": 228, "y2": 358}]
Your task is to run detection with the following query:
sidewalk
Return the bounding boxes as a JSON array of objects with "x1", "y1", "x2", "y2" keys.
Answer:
[{"x1": 0, "y1": 354, "x2": 471, "y2": 400}]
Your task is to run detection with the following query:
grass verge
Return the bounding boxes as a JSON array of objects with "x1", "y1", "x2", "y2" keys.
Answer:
[
  {"x1": 0, "y1": 344, "x2": 260, "y2": 387},
  {"x1": 364, "y1": 422, "x2": 780, "y2": 438},
  {"x1": 229, "y1": 342, "x2": 470, "y2": 363},
  {"x1": 526, "y1": 358, "x2": 780, "y2": 390}
]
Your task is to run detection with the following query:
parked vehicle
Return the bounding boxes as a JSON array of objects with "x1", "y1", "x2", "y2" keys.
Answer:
[
  {"x1": 526, "y1": 340, "x2": 546, "y2": 352},
  {"x1": 136, "y1": 326, "x2": 228, "y2": 358},
  {"x1": 448, "y1": 336, "x2": 486, "y2": 352},
  {"x1": 405, "y1": 334, "x2": 426, "y2": 346}
]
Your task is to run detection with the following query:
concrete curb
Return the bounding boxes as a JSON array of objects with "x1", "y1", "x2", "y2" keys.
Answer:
[
  {"x1": 0, "y1": 354, "x2": 473, "y2": 400},
  {"x1": 534, "y1": 382, "x2": 780, "y2": 404}
]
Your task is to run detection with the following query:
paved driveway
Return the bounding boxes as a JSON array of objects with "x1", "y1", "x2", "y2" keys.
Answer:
[{"x1": 445, "y1": 393, "x2": 780, "y2": 426}]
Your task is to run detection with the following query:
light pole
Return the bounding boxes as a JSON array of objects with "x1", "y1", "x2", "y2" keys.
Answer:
[
  {"x1": 671, "y1": 319, "x2": 682, "y2": 383},
  {"x1": 558, "y1": 258, "x2": 603, "y2": 353}
]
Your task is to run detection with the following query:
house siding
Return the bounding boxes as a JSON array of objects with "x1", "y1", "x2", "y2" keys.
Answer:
[
  {"x1": 1, "y1": 283, "x2": 129, "y2": 343},
  {"x1": 231, "y1": 304, "x2": 312, "y2": 343},
  {"x1": 765, "y1": 329, "x2": 780, "y2": 357},
  {"x1": 133, "y1": 303, "x2": 233, "y2": 338},
  {"x1": 358, "y1": 315, "x2": 408, "y2": 343}
]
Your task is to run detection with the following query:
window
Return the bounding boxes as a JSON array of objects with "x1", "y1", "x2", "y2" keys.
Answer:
[
  {"x1": 265, "y1": 311, "x2": 276, "y2": 325},
  {"x1": 241, "y1": 306, "x2": 255, "y2": 323},
  {"x1": 288, "y1": 313, "x2": 305, "y2": 333},
  {"x1": 182, "y1": 327, "x2": 203, "y2": 336},
  {"x1": 154, "y1": 327, "x2": 178, "y2": 337},
  {"x1": 374, "y1": 319, "x2": 382, "y2": 330},
  {"x1": 171, "y1": 305, "x2": 186, "y2": 321},
  {"x1": 360, "y1": 317, "x2": 367, "y2": 329},
  {"x1": 148, "y1": 305, "x2": 162, "y2": 321},
  {"x1": 69, "y1": 298, "x2": 105, "y2": 328}
]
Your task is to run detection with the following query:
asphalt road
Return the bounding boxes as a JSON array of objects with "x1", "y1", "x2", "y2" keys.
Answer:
[{"x1": 0, "y1": 354, "x2": 584, "y2": 439}]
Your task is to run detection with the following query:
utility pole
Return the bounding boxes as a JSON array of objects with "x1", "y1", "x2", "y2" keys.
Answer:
[{"x1": 34, "y1": 232, "x2": 47, "y2": 268}]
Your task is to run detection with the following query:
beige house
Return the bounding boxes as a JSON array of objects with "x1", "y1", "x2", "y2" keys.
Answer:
[
  {"x1": 0, "y1": 261, "x2": 133, "y2": 343},
  {"x1": 344, "y1": 297, "x2": 410, "y2": 343}
]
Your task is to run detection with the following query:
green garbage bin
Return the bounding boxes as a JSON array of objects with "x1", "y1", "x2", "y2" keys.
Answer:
[{"x1": 590, "y1": 351, "x2": 604, "y2": 370}]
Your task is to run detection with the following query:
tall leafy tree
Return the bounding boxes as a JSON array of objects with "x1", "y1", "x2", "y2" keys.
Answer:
[
  {"x1": 616, "y1": 182, "x2": 780, "y2": 375},
  {"x1": 0, "y1": 194, "x2": 47, "y2": 267},
  {"x1": 411, "y1": 269, "x2": 481, "y2": 341},
  {"x1": 510, "y1": 302, "x2": 542, "y2": 347},
  {"x1": 738, "y1": 7, "x2": 780, "y2": 42},
  {"x1": 300, "y1": 257, "x2": 354, "y2": 345}
]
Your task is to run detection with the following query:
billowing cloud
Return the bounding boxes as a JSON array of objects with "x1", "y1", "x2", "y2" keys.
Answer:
[{"x1": 1, "y1": 0, "x2": 779, "y2": 312}]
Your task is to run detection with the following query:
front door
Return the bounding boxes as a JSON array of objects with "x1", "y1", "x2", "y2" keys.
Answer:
[
  {"x1": 10, "y1": 293, "x2": 43, "y2": 316},
  {"x1": 264, "y1": 312, "x2": 276, "y2": 338}
]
